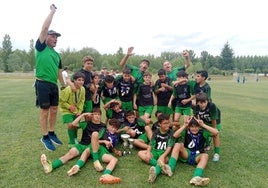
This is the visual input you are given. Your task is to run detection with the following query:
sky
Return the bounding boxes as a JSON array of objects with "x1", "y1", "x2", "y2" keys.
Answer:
[{"x1": 1, "y1": 0, "x2": 268, "y2": 57}]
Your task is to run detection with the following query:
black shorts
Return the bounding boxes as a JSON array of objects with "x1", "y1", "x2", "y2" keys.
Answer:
[{"x1": 35, "y1": 80, "x2": 59, "y2": 109}]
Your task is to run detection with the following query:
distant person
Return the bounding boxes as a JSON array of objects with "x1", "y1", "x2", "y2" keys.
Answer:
[
  {"x1": 242, "y1": 76, "x2": 246, "y2": 84},
  {"x1": 61, "y1": 66, "x2": 69, "y2": 88},
  {"x1": 237, "y1": 76, "x2": 240, "y2": 83},
  {"x1": 35, "y1": 4, "x2": 63, "y2": 151}
]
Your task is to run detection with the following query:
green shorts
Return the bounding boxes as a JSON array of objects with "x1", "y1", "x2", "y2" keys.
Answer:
[
  {"x1": 62, "y1": 114, "x2": 76, "y2": 124},
  {"x1": 89, "y1": 145, "x2": 110, "y2": 162},
  {"x1": 179, "y1": 148, "x2": 200, "y2": 164},
  {"x1": 120, "y1": 101, "x2": 133, "y2": 111},
  {"x1": 73, "y1": 143, "x2": 90, "y2": 155},
  {"x1": 157, "y1": 106, "x2": 173, "y2": 115},
  {"x1": 138, "y1": 133, "x2": 149, "y2": 143},
  {"x1": 83, "y1": 100, "x2": 93, "y2": 113},
  {"x1": 138, "y1": 105, "x2": 154, "y2": 116},
  {"x1": 174, "y1": 106, "x2": 192, "y2": 115},
  {"x1": 151, "y1": 148, "x2": 165, "y2": 160}
]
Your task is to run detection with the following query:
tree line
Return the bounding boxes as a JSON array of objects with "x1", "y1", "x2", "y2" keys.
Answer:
[{"x1": 1, "y1": 34, "x2": 268, "y2": 76}]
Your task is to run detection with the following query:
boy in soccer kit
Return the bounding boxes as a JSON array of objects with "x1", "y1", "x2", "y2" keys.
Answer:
[
  {"x1": 120, "y1": 111, "x2": 152, "y2": 150},
  {"x1": 59, "y1": 72, "x2": 85, "y2": 147},
  {"x1": 116, "y1": 68, "x2": 135, "y2": 111},
  {"x1": 163, "y1": 116, "x2": 220, "y2": 186},
  {"x1": 154, "y1": 69, "x2": 173, "y2": 115},
  {"x1": 40, "y1": 108, "x2": 105, "y2": 175},
  {"x1": 133, "y1": 72, "x2": 155, "y2": 124},
  {"x1": 137, "y1": 114, "x2": 174, "y2": 183},
  {"x1": 100, "y1": 75, "x2": 118, "y2": 121},
  {"x1": 78, "y1": 56, "x2": 95, "y2": 112},
  {"x1": 103, "y1": 99, "x2": 126, "y2": 126},
  {"x1": 195, "y1": 92, "x2": 221, "y2": 161},
  {"x1": 168, "y1": 70, "x2": 194, "y2": 129}
]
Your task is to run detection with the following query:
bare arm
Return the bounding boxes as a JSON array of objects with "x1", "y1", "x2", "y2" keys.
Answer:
[
  {"x1": 39, "y1": 4, "x2": 57, "y2": 43},
  {"x1": 182, "y1": 50, "x2": 191, "y2": 69},
  {"x1": 119, "y1": 47, "x2": 134, "y2": 68}
]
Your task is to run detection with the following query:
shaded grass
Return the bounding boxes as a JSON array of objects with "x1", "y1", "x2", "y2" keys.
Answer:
[{"x1": 0, "y1": 76, "x2": 268, "y2": 188}]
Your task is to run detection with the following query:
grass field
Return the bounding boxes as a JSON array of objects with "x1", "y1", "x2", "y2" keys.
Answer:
[{"x1": 0, "y1": 74, "x2": 268, "y2": 188}]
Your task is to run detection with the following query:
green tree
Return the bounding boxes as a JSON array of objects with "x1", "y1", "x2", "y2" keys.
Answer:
[
  {"x1": 220, "y1": 42, "x2": 234, "y2": 70},
  {"x1": 28, "y1": 39, "x2": 35, "y2": 70},
  {"x1": 1, "y1": 34, "x2": 13, "y2": 72}
]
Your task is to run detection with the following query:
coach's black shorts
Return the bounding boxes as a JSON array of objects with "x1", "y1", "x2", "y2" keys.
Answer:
[{"x1": 35, "y1": 80, "x2": 59, "y2": 109}]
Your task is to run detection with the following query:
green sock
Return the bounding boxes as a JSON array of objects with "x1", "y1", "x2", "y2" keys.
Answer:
[
  {"x1": 149, "y1": 158, "x2": 157, "y2": 166},
  {"x1": 168, "y1": 157, "x2": 177, "y2": 171},
  {"x1": 68, "y1": 129, "x2": 77, "y2": 144},
  {"x1": 214, "y1": 147, "x2": 220, "y2": 154},
  {"x1": 76, "y1": 159, "x2": 85, "y2": 168},
  {"x1": 155, "y1": 164, "x2": 161, "y2": 176},
  {"x1": 103, "y1": 169, "x2": 112, "y2": 175},
  {"x1": 92, "y1": 152, "x2": 99, "y2": 162},
  {"x1": 193, "y1": 168, "x2": 204, "y2": 177},
  {"x1": 52, "y1": 159, "x2": 63, "y2": 169}
]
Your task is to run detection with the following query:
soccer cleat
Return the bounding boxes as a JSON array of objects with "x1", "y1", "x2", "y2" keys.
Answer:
[
  {"x1": 190, "y1": 176, "x2": 210, "y2": 186},
  {"x1": 161, "y1": 164, "x2": 173, "y2": 177},
  {"x1": 93, "y1": 160, "x2": 104, "y2": 172},
  {"x1": 99, "y1": 174, "x2": 121, "y2": 184},
  {"x1": 212, "y1": 153, "x2": 220, "y2": 162},
  {"x1": 67, "y1": 165, "x2": 80, "y2": 176},
  {"x1": 41, "y1": 137, "x2": 55, "y2": 151},
  {"x1": 49, "y1": 133, "x2": 63, "y2": 145},
  {"x1": 148, "y1": 166, "x2": 157, "y2": 183},
  {"x1": 40, "y1": 154, "x2": 52, "y2": 173}
]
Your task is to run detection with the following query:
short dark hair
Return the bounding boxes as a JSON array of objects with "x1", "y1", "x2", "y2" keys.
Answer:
[
  {"x1": 92, "y1": 107, "x2": 102, "y2": 114},
  {"x1": 72, "y1": 72, "x2": 85, "y2": 80},
  {"x1": 110, "y1": 101, "x2": 119, "y2": 109},
  {"x1": 196, "y1": 92, "x2": 209, "y2": 103},
  {"x1": 196, "y1": 70, "x2": 208, "y2": 80},
  {"x1": 122, "y1": 68, "x2": 131, "y2": 74},
  {"x1": 108, "y1": 118, "x2": 120, "y2": 129},
  {"x1": 176, "y1": 70, "x2": 188, "y2": 78},
  {"x1": 104, "y1": 75, "x2": 115, "y2": 83},
  {"x1": 126, "y1": 110, "x2": 135, "y2": 117},
  {"x1": 140, "y1": 59, "x2": 150, "y2": 66},
  {"x1": 188, "y1": 117, "x2": 200, "y2": 127},
  {"x1": 158, "y1": 69, "x2": 166, "y2": 76},
  {"x1": 158, "y1": 114, "x2": 170, "y2": 123}
]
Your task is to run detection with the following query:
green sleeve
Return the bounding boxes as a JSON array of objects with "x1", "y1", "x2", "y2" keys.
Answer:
[{"x1": 79, "y1": 121, "x2": 87, "y2": 130}]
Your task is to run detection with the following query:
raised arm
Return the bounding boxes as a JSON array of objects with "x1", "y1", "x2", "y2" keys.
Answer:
[
  {"x1": 39, "y1": 4, "x2": 57, "y2": 43},
  {"x1": 119, "y1": 47, "x2": 134, "y2": 68},
  {"x1": 182, "y1": 50, "x2": 191, "y2": 69}
]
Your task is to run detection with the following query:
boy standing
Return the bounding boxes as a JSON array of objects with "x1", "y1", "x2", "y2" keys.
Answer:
[
  {"x1": 168, "y1": 70, "x2": 194, "y2": 129},
  {"x1": 78, "y1": 56, "x2": 95, "y2": 112},
  {"x1": 133, "y1": 72, "x2": 155, "y2": 124},
  {"x1": 116, "y1": 68, "x2": 135, "y2": 111},
  {"x1": 163, "y1": 116, "x2": 220, "y2": 186},
  {"x1": 137, "y1": 114, "x2": 174, "y2": 183},
  {"x1": 59, "y1": 72, "x2": 85, "y2": 147},
  {"x1": 154, "y1": 69, "x2": 173, "y2": 115}
]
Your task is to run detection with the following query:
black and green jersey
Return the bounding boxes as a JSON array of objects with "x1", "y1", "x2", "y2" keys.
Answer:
[
  {"x1": 154, "y1": 77, "x2": 173, "y2": 106},
  {"x1": 150, "y1": 129, "x2": 174, "y2": 151},
  {"x1": 79, "y1": 121, "x2": 106, "y2": 145},
  {"x1": 195, "y1": 102, "x2": 220, "y2": 126}
]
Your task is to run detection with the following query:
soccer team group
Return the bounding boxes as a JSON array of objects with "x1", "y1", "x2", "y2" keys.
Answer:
[{"x1": 37, "y1": 4, "x2": 221, "y2": 187}]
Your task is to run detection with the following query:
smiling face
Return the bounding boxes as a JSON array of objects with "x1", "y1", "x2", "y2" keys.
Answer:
[
  {"x1": 139, "y1": 61, "x2": 149, "y2": 72},
  {"x1": 74, "y1": 77, "x2": 85, "y2": 89},
  {"x1": 159, "y1": 119, "x2": 170, "y2": 133}
]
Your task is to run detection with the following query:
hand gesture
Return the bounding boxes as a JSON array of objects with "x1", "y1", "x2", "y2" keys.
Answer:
[{"x1": 127, "y1": 47, "x2": 135, "y2": 56}]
